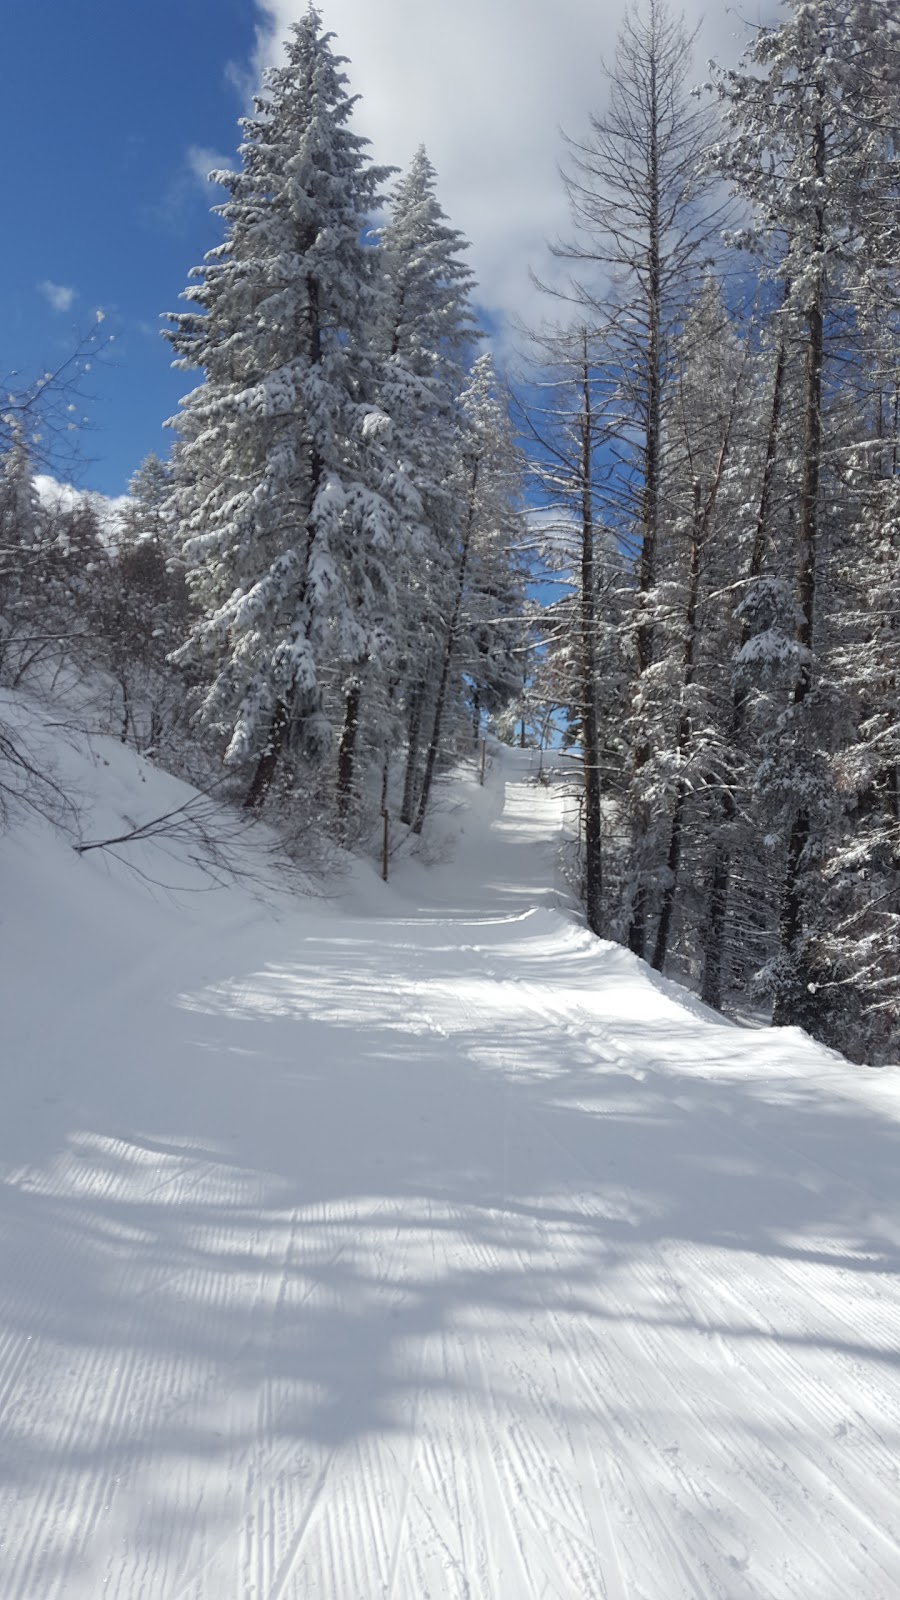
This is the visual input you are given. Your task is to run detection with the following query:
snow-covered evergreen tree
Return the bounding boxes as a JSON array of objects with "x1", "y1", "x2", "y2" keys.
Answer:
[
  {"x1": 638, "y1": 279, "x2": 754, "y2": 975},
  {"x1": 410, "y1": 354, "x2": 527, "y2": 834},
  {"x1": 362, "y1": 148, "x2": 480, "y2": 830},
  {"x1": 164, "y1": 7, "x2": 403, "y2": 810}
]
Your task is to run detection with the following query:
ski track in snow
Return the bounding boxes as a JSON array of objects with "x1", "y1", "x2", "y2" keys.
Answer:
[{"x1": 2, "y1": 742, "x2": 900, "y2": 1597}]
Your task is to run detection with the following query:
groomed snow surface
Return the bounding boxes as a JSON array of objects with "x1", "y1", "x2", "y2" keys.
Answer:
[{"x1": 2, "y1": 709, "x2": 900, "y2": 1599}]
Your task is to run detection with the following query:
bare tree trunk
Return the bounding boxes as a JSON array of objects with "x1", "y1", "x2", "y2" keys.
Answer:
[
  {"x1": 652, "y1": 481, "x2": 702, "y2": 971},
  {"x1": 627, "y1": 58, "x2": 662, "y2": 962},
  {"x1": 577, "y1": 340, "x2": 604, "y2": 937},
  {"x1": 701, "y1": 306, "x2": 789, "y2": 1008},
  {"x1": 399, "y1": 682, "x2": 425, "y2": 825},
  {"x1": 412, "y1": 460, "x2": 479, "y2": 836},
  {"x1": 701, "y1": 843, "x2": 732, "y2": 1011},
  {"x1": 773, "y1": 123, "x2": 825, "y2": 1026},
  {"x1": 120, "y1": 674, "x2": 130, "y2": 745},
  {"x1": 244, "y1": 698, "x2": 291, "y2": 812},
  {"x1": 380, "y1": 678, "x2": 398, "y2": 815},
  {"x1": 652, "y1": 330, "x2": 749, "y2": 975},
  {"x1": 336, "y1": 673, "x2": 363, "y2": 826},
  {"x1": 411, "y1": 643, "x2": 457, "y2": 837},
  {"x1": 637, "y1": 76, "x2": 661, "y2": 682}
]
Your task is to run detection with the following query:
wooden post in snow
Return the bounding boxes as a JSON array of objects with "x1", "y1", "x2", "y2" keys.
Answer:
[
  {"x1": 480, "y1": 738, "x2": 487, "y2": 786},
  {"x1": 382, "y1": 809, "x2": 390, "y2": 883}
]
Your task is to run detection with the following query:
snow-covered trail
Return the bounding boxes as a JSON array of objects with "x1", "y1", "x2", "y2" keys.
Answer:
[{"x1": 2, "y1": 745, "x2": 900, "y2": 1599}]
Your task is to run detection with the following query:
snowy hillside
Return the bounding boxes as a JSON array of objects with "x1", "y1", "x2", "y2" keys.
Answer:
[{"x1": 1, "y1": 715, "x2": 900, "y2": 1598}]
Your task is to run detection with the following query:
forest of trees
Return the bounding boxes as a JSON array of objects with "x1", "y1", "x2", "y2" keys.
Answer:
[
  {"x1": 523, "y1": 0, "x2": 900, "y2": 1063},
  {"x1": 2, "y1": 0, "x2": 899, "y2": 1063}
]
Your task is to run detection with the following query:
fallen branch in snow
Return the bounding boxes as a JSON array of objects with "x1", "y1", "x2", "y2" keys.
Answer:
[
  {"x1": 0, "y1": 717, "x2": 79, "y2": 832},
  {"x1": 74, "y1": 784, "x2": 315, "y2": 899},
  {"x1": 74, "y1": 790, "x2": 221, "y2": 856}
]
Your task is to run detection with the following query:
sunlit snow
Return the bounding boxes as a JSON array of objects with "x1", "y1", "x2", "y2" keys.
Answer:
[{"x1": 1, "y1": 706, "x2": 899, "y2": 1598}]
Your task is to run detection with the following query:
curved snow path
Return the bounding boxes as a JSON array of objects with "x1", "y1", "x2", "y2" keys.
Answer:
[{"x1": 2, "y1": 747, "x2": 900, "y2": 1598}]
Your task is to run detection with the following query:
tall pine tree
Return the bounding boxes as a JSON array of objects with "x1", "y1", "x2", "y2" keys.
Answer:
[{"x1": 165, "y1": 7, "x2": 403, "y2": 811}]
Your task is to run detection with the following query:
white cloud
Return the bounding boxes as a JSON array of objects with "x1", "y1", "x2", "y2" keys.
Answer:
[
  {"x1": 34, "y1": 475, "x2": 130, "y2": 544},
  {"x1": 186, "y1": 144, "x2": 236, "y2": 187},
  {"x1": 251, "y1": 0, "x2": 776, "y2": 340},
  {"x1": 38, "y1": 280, "x2": 76, "y2": 314},
  {"x1": 153, "y1": 145, "x2": 239, "y2": 228}
]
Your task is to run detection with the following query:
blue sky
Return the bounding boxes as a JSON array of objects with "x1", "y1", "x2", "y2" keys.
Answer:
[
  {"x1": 4, "y1": 0, "x2": 757, "y2": 499},
  {"x1": 4, "y1": 0, "x2": 259, "y2": 495}
]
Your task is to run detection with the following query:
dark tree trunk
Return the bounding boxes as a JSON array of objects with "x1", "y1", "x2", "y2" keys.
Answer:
[
  {"x1": 399, "y1": 682, "x2": 425, "y2": 826},
  {"x1": 244, "y1": 698, "x2": 291, "y2": 812},
  {"x1": 577, "y1": 339, "x2": 604, "y2": 938},
  {"x1": 652, "y1": 481, "x2": 703, "y2": 972},
  {"x1": 336, "y1": 674, "x2": 363, "y2": 825},
  {"x1": 412, "y1": 643, "x2": 458, "y2": 836},
  {"x1": 636, "y1": 51, "x2": 661, "y2": 681},
  {"x1": 773, "y1": 121, "x2": 825, "y2": 1027},
  {"x1": 701, "y1": 301, "x2": 789, "y2": 1009},
  {"x1": 412, "y1": 459, "x2": 479, "y2": 836},
  {"x1": 381, "y1": 750, "x2": 390, "y2": 814},
  {"x1": 654, "y1": 351, "x2": 744, "y2": 976},
  {"x1": 701, "y1": 825, "x2": 733, "y2": 1011},
  {"x1": 652, "y1": 801, "x2": 684, "y2": 973},
  {"x1": 626, "y1": 63, "x2": 662, "y2": 961},
  {"x1": 627, "y1": 893, "x2": 648, "y2": 959},
  {"x1": 380, "y1": 678, "x2": 397, "y2": 816}
]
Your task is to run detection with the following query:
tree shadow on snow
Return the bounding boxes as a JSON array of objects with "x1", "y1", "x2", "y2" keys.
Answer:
[{"x1": 1, "y1": 918, "x2": 899, "y2": 1592}]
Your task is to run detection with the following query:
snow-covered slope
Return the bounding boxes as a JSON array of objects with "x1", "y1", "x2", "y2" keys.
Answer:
[{"x1": 1, "y1": 723, "x2": 900, "y2": 1599}]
